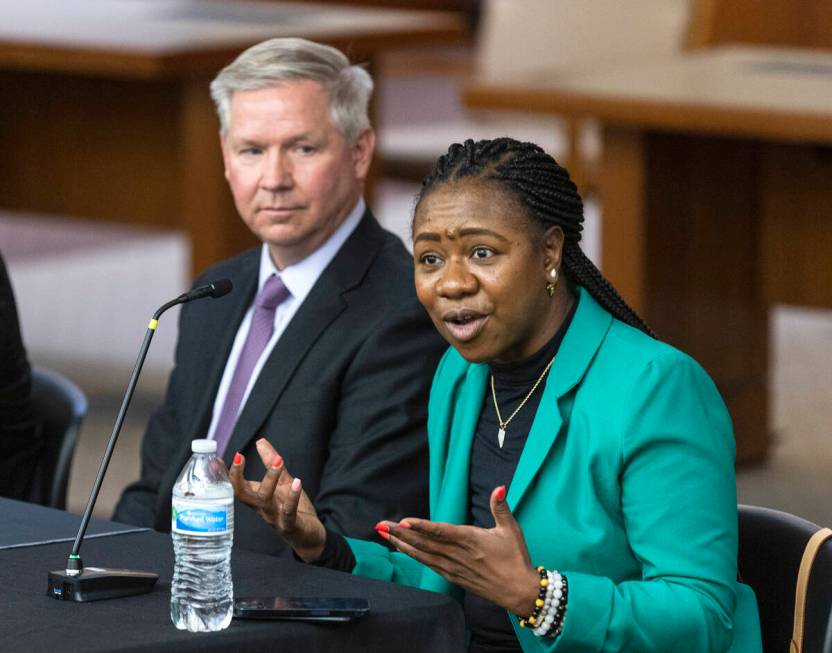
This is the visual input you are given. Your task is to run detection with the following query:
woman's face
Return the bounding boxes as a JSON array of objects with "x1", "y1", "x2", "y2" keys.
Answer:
[{"x1": 413, "y1": 180, "x2": 564, "y2": 364}]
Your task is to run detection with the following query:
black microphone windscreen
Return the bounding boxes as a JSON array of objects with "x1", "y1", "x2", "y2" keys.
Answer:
[{"x1": 209, "y1": 279, "x2": 233, "y2": 298}]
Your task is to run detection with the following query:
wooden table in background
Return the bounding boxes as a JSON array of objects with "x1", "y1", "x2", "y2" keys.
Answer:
[
  {"x1": 0, "y1": 0, "x2": 464, "y2": 273},
  {"x1": 465, "y1": 46, "x2": 832, "y2": 463}
]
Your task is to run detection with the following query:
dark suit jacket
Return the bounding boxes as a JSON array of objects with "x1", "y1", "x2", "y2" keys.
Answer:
[
  {"x1": 113, "y1": 212, "x2": 446, "y2": 556},
  {"x1": 0, "y1": 251, "x2": 39, "y2": 499}
]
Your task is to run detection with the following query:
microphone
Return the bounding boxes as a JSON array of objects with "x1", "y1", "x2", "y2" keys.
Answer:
[
  {"x1": 47, "y1": 279, "x2": 233, "y2": 602},
  {"x1": 176, "y1": 278, "x2": 233, "y2": 303}
]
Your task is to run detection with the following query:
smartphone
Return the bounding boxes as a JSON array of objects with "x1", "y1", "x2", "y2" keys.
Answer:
[{"x1": 233, "y1": 597, "x2": 369, "y2": 622}]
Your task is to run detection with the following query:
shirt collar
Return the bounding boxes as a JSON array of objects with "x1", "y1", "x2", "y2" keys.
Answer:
[{"x1": 257, "y1": 197, "x2": 365, "y2": 301}]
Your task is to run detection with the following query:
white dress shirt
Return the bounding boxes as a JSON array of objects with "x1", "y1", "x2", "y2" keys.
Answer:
[{"x1": 206, "y1": 198, "x2": 366, "y2": 442}]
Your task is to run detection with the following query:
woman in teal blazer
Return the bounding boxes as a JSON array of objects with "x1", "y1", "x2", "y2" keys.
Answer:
[{"x1": 232, "y1": 138, "x2": 762, "y2": 652}]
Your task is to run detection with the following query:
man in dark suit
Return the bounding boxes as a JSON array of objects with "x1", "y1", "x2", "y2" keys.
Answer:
[{"x1": 113, "y1": 38, "x2": 445, "y2": 556}]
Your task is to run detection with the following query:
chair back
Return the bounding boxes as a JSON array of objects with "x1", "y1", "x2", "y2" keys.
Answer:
[
  {"x1": 29, "y1": 367, "x2": 87, "y2": 510},
  {"x1": 738, "y1": 504, "x2": 832, "y2": 653}
]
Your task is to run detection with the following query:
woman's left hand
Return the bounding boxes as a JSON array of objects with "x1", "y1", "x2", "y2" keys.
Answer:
[{"x1": 379, "y1": 485, "x2": 540, "y2": 616}]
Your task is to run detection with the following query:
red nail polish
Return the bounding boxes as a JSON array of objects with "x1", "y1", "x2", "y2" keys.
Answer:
[
  {"x1": 233, "y1": 452, "x2": 242, "y2": 465},
  {"x1": 375, "y1": 522, "x2": 389, "y2": 533},
  {"x1": 271, "y1": 455, "x2": 283, "y2": 469},
  {"x1": 496, "y1": 485, "x2": 506, "y2": 501},
  {"x1": 399, "y1": 520, "x2": 411, "y2": 529},
  {"x1": 375, "y1": 528, "x2": 390, "y2": 541}
]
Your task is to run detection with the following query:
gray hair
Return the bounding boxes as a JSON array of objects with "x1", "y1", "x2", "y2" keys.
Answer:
[{"x1": 210, "y1": 37, "x2": 374, "y2": 143}]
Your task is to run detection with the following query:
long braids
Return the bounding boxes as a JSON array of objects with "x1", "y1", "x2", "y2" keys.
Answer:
[{"x1": 416, "y1": 137, "x2": 654, "y2": 337}]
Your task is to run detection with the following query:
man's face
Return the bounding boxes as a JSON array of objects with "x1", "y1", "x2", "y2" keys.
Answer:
[{"x1": 220, "y1": 80, "x2": 374, "y2": 269}]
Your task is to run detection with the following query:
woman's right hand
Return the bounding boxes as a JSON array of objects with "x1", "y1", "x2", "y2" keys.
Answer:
[{"x1": 230, "y1": 438, "x2": 326, "y2": 563}]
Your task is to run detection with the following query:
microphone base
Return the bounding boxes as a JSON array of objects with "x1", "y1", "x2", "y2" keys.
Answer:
[{"x1": 48, "y1": 567, "x2": 159, "y2": 602}]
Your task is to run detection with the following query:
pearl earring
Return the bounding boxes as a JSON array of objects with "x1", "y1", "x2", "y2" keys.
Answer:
[{"x1": 546, "y1": 268, "x2": 558, "y2": 297}]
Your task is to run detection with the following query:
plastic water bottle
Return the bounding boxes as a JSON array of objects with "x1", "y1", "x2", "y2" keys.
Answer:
[{"x1": 170, "y1": 439, "x2": 234, "y2": 632}]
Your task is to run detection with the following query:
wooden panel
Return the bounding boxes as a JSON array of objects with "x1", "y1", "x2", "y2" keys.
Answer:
[
  {"x1": 644, "y1": 135, "x2": 766, "y2": 378},
  {"x1": 599, "y1": 127, "x2": 647, "y2": 313},
  {"x1": 178, "y1": 78, "x2": 257, "y2": 274},
  {"x1": 643, "y1": 133, "x2": 769, "y2": 463},
  {"x1": 688, "y1": 0, "x2": 832, "y2": 49},
  {"x1": 760, "y1": 144, "x2": 832, "y2": 308},
  {"x1": 0, "y1": 70, "x2": 179, "y2": 229},
  {"x1": 599, "y1": 128, "x2": 770, "y2": 462}
]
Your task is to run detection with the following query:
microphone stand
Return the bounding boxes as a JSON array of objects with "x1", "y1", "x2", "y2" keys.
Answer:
[{"x1": 48, "y1": 280, "x2": 232, "y2": 602}]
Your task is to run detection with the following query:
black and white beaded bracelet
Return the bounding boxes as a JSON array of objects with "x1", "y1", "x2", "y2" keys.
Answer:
[
  {"x1": 518, "y1": 567, "x2": 568, "y2": 638},
  {"x1": 532, "y1": 570, "x2": 568, "y2": 638}
]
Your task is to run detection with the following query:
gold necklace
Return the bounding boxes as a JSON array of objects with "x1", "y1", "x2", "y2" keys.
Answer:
[{"x1": 490, "y1": 355, "x2": 556, "y2": 448}]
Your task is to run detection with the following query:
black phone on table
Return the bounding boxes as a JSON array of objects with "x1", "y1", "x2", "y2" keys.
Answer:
[{"x1": 233, "y1": 597, "x2": 369, "y2": 622}]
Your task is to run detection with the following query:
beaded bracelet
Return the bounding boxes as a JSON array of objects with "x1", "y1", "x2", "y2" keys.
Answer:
[
  {"x1": 533, "y1": 571, "x2": 568, "y2": 638},
  {"x1": 531, "y1": 569, "x2": 556, "y2": 635},
  {"x1": 518, "y1": 566, "x2": 549, "y2": 629},
  {"x1": 518, "y1": 567, "x2": 568, "y2": 639}
]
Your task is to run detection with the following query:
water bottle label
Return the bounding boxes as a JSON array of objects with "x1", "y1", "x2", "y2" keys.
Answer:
[{"x1": 172, "y1": 501, "x2": 231, "y2": 535}]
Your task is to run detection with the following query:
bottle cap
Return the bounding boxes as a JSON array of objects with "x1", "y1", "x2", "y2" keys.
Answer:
[{"x1": 191, "y1": 439, "x2": 218, "y2": 454}]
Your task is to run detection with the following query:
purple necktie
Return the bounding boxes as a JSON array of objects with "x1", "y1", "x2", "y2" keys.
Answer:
[{"x1": 213, "y1": 274, "x2": 290, "y2": 456}]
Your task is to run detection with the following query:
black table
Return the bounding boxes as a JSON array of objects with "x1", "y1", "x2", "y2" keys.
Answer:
[
  {"x1": 0, "y1": 498, "x2": 149, "y2": 550},
  {"x1": 0, "y1": 499, "x2": 465, "y2": 652}
]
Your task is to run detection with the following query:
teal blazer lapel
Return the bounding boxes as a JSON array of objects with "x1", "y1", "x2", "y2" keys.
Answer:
[
  {"x1": 431, "y1": 362, "x2": 488, "y2": 524},
  {"x1": 508, "y1": 288, "x2": 613, "y2": 511},
  {"x1": 421, "y1": 361, "x2": 487, "y2": 596}
]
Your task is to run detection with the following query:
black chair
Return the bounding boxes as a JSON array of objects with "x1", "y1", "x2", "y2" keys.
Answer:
[
  {"x1": 738, "y1": 504, "x2": 832, "y2": 653},
  {"x1": 29, "y1": 367, "x2": 88, "y2": 510}
]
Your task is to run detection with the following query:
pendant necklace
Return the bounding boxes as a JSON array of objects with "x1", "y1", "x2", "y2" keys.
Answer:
[{"x1": 490, "y1": 354, "x2": 556, "y2": 448}]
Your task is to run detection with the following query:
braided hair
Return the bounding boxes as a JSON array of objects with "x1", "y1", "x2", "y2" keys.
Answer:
[{"x1": 414, "y1": 137, "x2": 653, "y2": 336}]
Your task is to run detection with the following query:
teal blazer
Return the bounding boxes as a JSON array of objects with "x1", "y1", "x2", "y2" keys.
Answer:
[{"x1": 348, "y1": 288, "x2": 762, "y2": 652}]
